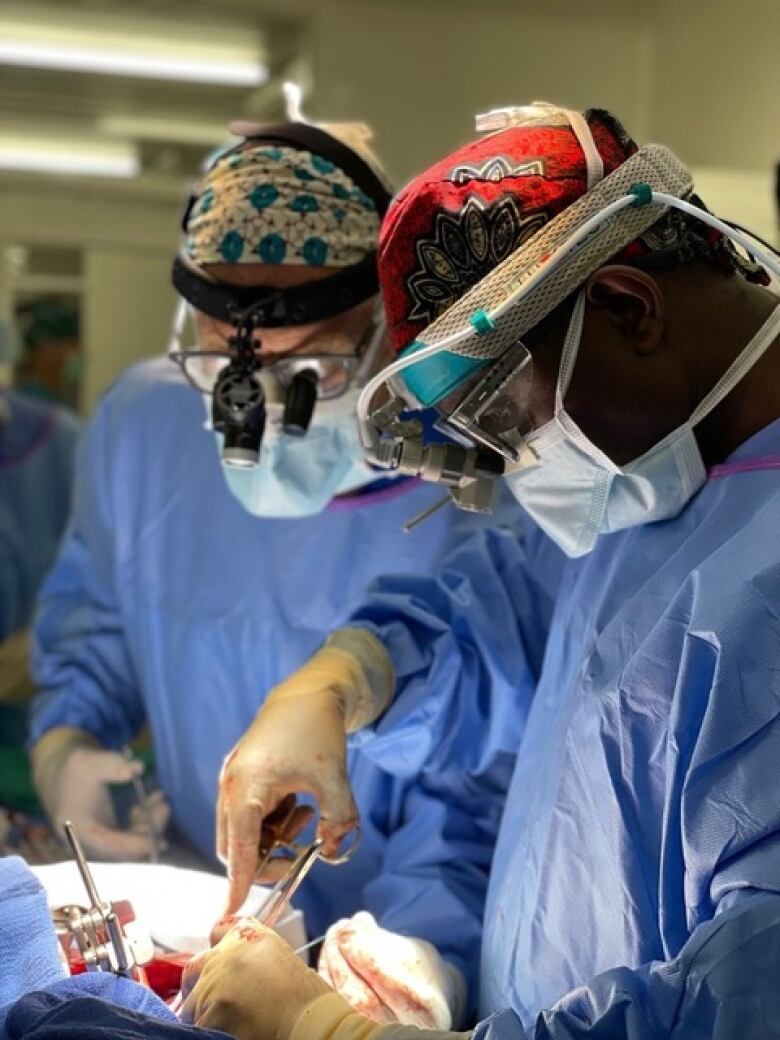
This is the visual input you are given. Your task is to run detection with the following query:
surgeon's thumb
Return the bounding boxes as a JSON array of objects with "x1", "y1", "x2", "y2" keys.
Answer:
[
  {"x1": 91, "y1": 750, "x2": 145, "y2": 784},
  {"x1": 79, "y1": 823, "x2": 156, "y2": 862}
]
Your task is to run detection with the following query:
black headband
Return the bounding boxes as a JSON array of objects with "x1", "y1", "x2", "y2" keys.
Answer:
[{"x1": 172, "y1": 252, "x2": 380, "y2": 327}]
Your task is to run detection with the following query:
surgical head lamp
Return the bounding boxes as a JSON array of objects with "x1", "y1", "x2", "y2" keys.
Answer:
[
  {"x1": 210, "y1": 303, "x2": 266, "y2": 468},
  {"x1": 170, "y1": 118, "x2": 392, "y2": 469},
  {"x1": 356, "y1": 103, "x2": 780, "y2": 526}
]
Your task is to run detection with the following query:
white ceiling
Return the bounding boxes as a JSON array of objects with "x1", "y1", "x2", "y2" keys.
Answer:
[{"x1": 0, "y1": 0, "x2": 308, "y2": 198}]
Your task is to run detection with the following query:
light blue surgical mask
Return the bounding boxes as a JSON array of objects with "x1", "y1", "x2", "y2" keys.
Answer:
[
  {"x1": 504, "y1": 291, "x2": 780, "y2": 557},
  {"x1": 214, "y1": 386, "x2": 381, "y2": 518}
]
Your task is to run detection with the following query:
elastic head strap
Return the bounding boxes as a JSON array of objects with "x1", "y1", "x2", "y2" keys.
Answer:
[{"x1": 171, "y1": 252, "x2": 380, "y2": 327}]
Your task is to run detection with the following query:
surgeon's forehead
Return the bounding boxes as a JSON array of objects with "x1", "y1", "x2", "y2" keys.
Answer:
[
  {"x1": 194, "y1": 300, "x2": 374, "y2": 358},
  {"x1": 202, "y1": 262, "x2": 340, "y2": 289}
]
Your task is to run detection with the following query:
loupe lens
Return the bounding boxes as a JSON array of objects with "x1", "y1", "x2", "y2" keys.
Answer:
[{"x1": 283, "y1": 369, "x2": 318, "y2": 436}]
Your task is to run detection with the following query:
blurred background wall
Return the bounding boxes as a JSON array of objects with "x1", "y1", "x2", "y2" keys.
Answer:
[{"x1": 0, "y1": 0, "x2": 777, "y2": 413}]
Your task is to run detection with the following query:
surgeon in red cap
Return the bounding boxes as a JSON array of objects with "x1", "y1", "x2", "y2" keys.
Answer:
[{"x1": 192, "y1": 104, "x2": 780, "y2": 1040}]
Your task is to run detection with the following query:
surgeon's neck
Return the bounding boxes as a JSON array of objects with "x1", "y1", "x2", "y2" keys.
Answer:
[{"x1": 680, "y1": 272, "x2": 780, "y2": 467}]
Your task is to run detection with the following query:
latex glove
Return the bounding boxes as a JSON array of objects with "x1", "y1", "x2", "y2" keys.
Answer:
[
  {"x1": 30, "y1": 726, "x2": 170, "y2": 860},
  {"x1": 217, "y1": 628, "x2": 394, "y2": 913},
  {"x1": 183, "y1": 920, "x2": 466, "y2": 1040},
  {"x1": 0, "y1": 627, "x2": 34, "y2": 704},
  {"x1": 181, "y1": 917, "x2": 331, "y2": 1039},
  {"x1": 319, "y1": 913, "x2": 466, "y2": 1030}
]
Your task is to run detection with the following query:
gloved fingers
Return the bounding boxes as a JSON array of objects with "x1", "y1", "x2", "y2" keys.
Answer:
[
  {"x1": 77, "y1": 822, "x2": 158, "y2": 861},
  {"x1": 319, "y1": 927, "x2": 396, "y2": 1024},
  {"x1": 89, "y1": 750, "x2": 145, "y2": 784},
  {"x1": 128, "y1": 786, "x2": 169, "y2": 827},
  {"x1": 209, "y1": 912, "x2": 248, "y2": 947},
  {"x1": 128, "y1": 789, "x2": 171, "y2": 836},
  {"x1": 225, "y1": 799, "x2": 264, "y2": 914},
  {"x1": 180, "y1": 948, "x2": 210, "y2": 1004},
  {"x1": 207, "y1": 914, "x2": 263, "y2": 949},
  {"x1": 216, "y1": 776, "x2": 264, "y2": 865},
  {"x1": 310, "y1": 771, "x2": 360, "y2": 860}
]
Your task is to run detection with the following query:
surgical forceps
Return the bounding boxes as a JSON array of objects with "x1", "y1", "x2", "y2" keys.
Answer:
[
  {"x1": 121, "y1": 745, "x2": 161, "y2": 864},
  {"x1": 255, "y1": 797, "x2": 361, "y2": 877}
]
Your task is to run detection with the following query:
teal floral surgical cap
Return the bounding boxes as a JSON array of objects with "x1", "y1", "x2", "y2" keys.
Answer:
[{"x1": 186, "y1": 142, "x2": 382, "y2": 268}]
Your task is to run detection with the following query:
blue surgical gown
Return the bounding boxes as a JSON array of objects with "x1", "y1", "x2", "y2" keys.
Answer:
[
  {"x1": 349, "y1": 418, "x2": 780, "y2": 1037},
  {"x1": 28, "y1": 357, "x2": 523, "y2": 991},
  {"x1": 0, "y1": 391, "x2": 80, "y2": 639}
]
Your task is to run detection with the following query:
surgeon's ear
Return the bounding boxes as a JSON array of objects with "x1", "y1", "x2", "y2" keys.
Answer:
[{"x1": 585, "y1": 265, "x2": 665, "y2": 354}]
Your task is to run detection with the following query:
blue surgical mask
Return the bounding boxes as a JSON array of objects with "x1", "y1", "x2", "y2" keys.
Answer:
[
  {"x1": 215, "y1": 386, "x2": 380, "y2": 517},
  {"x1": 504, "y1": 291, "x2": 780, "y2": 557}
]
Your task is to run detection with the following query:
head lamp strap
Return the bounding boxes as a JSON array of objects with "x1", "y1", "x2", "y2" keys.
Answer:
[{"x1": 171, "y1": 253, "x2": 380, "y2": 327}]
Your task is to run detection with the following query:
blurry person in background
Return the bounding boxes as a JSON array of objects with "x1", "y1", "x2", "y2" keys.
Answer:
[
  {"x1": 15, "y1": 300, "x2": 83, "y2": 412},
  {"x1": 0, "y1": 342, "x2": 81, "y2": 743}
]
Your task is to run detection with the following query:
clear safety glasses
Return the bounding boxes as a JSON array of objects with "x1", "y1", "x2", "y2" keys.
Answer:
[
  {"x1": 167, "y1": 296, "x2": 383, "y2": 403},
  {"x1": 169, "y1": 348, "x2": 361, "y2": 401}
]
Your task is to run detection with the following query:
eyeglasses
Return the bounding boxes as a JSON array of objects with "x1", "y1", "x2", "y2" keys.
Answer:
[{"x1": 169, "y1": 349, "x2": 361, "y2": 400}]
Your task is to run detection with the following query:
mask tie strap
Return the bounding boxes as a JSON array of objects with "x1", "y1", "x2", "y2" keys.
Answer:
[
  {"x1": 555, "y1": 289, "x2": 587, "y2": 414},
  {"x1": 690, "y1": 302, "x2": 780, "y2": 429}
]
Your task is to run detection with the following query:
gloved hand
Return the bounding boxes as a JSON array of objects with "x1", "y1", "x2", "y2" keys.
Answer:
[
  {"x1": 181, "y1": 917, "x2": 331, "y2": 1038},
  {"x1": 319, "y1": 913, "x2": 466, "y2": 1030},
  {"x1": 217, "y1": 628, "x2": 394, "y2": 913},
  {"x1": 182, "y1": 918, "x2": 465, "y2": 1040},
  {"x1": 30, "y1": 726, "x2": 170, "y2": 860},
  {"x1": 0, "y1": 627, "x2": 34, "y2": 704}
]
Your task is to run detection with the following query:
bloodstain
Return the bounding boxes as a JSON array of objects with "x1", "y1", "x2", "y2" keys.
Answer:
[
  {"x1": 209, "y1": 914, "x2": 241, "y2": 947},
  {"x1": 236, "y1": 925, "x2": 264, "y2": 943}
]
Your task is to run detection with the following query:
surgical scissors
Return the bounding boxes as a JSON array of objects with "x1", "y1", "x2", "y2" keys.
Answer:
[
  {"x1": 255, "y1": 798, "x2": 361, "y2": 877},
  {"x1": 248, "y1": 814, "x2": 361, "y2": 930}
]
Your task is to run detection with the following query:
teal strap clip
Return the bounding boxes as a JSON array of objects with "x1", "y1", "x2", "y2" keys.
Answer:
[
  {"x1": 470, "y1": 308, "x2": 496, "y2": 336},
  {"x1": 629, "y1": 183, "x2": 653, "y2": 207}
]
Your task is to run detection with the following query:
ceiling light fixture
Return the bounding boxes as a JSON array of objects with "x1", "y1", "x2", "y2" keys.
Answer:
[
  {"x1": 0, "y1": 135, "x2": 139, "y2": 178},
  {"x1": 0, "y1": 8, "x2": 267, "y2": 86}
]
